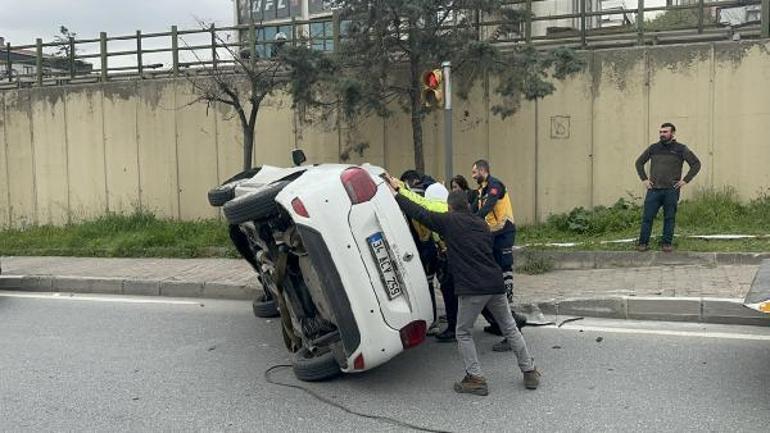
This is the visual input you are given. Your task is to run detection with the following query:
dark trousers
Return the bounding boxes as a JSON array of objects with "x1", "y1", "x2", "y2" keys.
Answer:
[
  {"x1": 483, "y1": 224, "x2": 517, "y2": 326},
  {"x1": 638, "y1": 188, "x2": 680, "y2": 246},
  {"x1": 417, "y1": 240, "x2": 439, "y2": 322},
  {"x1": 437, "y1": 255, "x2": 457, "y2": 332}
]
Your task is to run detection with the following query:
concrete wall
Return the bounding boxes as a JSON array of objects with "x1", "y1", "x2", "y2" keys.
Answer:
[{"x1": 2, "y1": 40, "x2": 770, "y2": 227}]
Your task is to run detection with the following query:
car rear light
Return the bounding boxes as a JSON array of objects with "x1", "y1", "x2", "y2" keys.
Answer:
[
  {"x1": 399, "y1": 320, "x2": 427, "y2": 349},
  {"x1": 291, "y1": 197, "x2": 309, "y2": 217},
  {"x1": 340, "y1": 167, "x2": 377, "y2": 204},
  {"x1": 353, "y1": 353, "x2": 365, "y2": 370}
]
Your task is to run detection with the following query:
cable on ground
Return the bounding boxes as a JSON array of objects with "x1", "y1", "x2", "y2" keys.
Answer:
[{"x1": 264, "y1": 364, "x2": 455, "y2": 433}]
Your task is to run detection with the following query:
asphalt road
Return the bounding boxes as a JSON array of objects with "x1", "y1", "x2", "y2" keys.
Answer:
[{"x1": 1, "y1": 290, "x2": 769, "y2": 433}]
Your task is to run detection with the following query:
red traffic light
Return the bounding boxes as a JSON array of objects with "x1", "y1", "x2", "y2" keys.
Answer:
[{"x1": 423, "y1": 70, "x2": 442, "y2": 89}]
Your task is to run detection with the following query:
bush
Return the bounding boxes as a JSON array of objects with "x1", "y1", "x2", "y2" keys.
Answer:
[{"x1": 546, "y1": 197, "x2": 640, "y2": 235}]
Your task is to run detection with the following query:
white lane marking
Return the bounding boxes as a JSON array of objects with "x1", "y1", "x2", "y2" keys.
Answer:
[
  {"x1": 0, "y1": 291, "x2": 201, "y2": 305},
  {"x1": 555, "y1": 323, "x2": 770, "y2": 341}
]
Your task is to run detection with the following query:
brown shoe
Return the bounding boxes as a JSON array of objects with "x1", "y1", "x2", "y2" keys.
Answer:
[
  {"x1": 636, "y1": 244, "x2": 649, "y2": 252},
  {"x1": 661, "y1": 244, "x2": 673, "y2": 253},
  {"x1": 453, "y1": 374, "x2": 489, "y2": 396},
  {"x1": 523, "y1": 368, "x2": 541, "y2": 390}
]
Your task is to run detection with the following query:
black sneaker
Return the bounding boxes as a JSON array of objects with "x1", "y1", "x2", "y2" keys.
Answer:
[
  {"x1": 435, "y1": 330, "x2": 456, "y2": 343},
  {"x1": 513, "y1": 311, "x2": 528, "y2": 330},
  {"x1": 483, "y1": 325, "x2": 503, "y2": 336},
  {"x1": 453, "y1": 374, "x2": 489, "y2": 396},
  {"x1": 492, "y1": 338, "x2": 512, "y2": 352}
]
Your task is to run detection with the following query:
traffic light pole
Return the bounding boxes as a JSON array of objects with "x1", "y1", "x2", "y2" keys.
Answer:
[{"x1": 442, "y1": 61, "x2": 453, "y2": 186}]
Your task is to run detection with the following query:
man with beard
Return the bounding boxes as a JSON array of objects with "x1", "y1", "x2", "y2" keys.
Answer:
[
  {"x1": 635, "y1": 123, "x2": 701, "y2": 252},
  {"x1": 471, "y1": 160, "x2": 527, "y2": 352}
]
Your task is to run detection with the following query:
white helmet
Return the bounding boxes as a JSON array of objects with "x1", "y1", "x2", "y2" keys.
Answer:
[{"x1": 425, "y1": 183, "x2": 449, "y2": 202}]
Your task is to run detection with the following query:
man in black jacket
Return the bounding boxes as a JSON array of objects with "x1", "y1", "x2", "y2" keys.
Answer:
[
  {"x1": 388, "y1": 177, "x2": 540, "y2": 396},
  {"x1": 635, "y1": 122, "x2": 701, "y2": 252}
]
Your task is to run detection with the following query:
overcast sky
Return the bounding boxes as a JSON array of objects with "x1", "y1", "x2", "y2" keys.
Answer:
[{"x1": 1, "y1": 0, "x2": 235, "y2": 46}]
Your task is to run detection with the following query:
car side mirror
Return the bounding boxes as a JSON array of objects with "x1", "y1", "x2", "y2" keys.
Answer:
[{"x1": 292, "y1": 149, "x2": 307, "y2": 167}]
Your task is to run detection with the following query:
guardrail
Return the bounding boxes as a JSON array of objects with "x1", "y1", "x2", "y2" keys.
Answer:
[{"x1": 1, "y1": 0, "x2": 768, "y2": 89}]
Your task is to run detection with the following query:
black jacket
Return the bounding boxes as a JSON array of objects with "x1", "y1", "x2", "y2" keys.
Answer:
[
  {"x1": 395, "y1": 195, "x2": 505, "y2": 297},
  {"x1": 635, "y1": 140, "x2": 701, "y2": 189}
]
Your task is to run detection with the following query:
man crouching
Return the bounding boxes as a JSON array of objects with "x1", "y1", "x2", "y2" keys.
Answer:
[{"x1": 387, "y1": 175, "x2": 540, "y2": 396}]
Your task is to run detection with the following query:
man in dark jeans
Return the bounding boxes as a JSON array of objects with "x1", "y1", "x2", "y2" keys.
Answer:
[{"x1": 635, "y1": 122, "x2": 701, "y2": 252}]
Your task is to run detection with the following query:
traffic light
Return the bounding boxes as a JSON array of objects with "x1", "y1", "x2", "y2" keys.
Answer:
[{"x1": 421, "y1": 69, "x2": 443, "y2": 108}]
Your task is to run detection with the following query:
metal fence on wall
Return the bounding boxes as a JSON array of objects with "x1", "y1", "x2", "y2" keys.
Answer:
[{"x1": 1, "y1": 0, "x2": 768, "y2": 90}]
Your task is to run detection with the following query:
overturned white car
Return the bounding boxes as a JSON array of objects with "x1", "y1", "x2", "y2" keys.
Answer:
[{"x1": 209, "y1": 151, "x2": 433, "y2": 381}]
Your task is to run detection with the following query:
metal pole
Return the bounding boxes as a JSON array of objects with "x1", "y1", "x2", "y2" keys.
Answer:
[
  {"x1": 525, "y1": 0, "x2": 532, "y2": 44},
  {"x1": 99, "y1": 32, "x2": 108, "y2": 82},
  {"x1": 210, "y1": 24, "x2": 218, "y2": 69},
  {"x1": 637, "y1": 0, "x2": 645, "y2": 45},
  {"x1": 68, "y1": 36, "x2": 76, "y2": 79},
  {"x1": 136, "y1": 30, "x2": 143, "y2": 76},
  {"x1": 36, "y1": 38, "x2": 43, "y2": 86},
  {"x1": 442, "y1": 61, "x2": 453, "y2": 186},
  {"x1": 171, "y1": 25, "x2": 179, "y2": 76},
  {"x1": 580, "y1": 0, "x2": 587, "y2": 47},
  {"x1": 5, "y1": 43, "x2": 11, "y2": 82},
  {"x1": 332, "y1": 11, "x2": 341, "y2": 52},
  {"x1": 762, "y1": 0, "x2": 770, "y2": 39},
  {"x1": 697, "y1": 0, "x2": 705, "y2": 34}
]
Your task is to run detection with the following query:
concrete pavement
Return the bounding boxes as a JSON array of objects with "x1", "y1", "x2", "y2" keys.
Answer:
[{"x1": 1, "y1": 255, "x2": 768, "y2": 325}]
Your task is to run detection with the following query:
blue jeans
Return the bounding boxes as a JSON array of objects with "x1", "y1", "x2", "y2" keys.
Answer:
[{"x1": 638, "y1": 188, "x2": 680, "y2": 246}]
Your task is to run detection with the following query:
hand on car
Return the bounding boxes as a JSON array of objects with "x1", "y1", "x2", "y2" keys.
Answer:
[{"x1": 382, "y1": 173, "x2": 401, "y2": 193}]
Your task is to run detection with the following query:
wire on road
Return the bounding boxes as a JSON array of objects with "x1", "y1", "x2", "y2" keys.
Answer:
[{"x1": 264, "y1": 364, "x2": 456, "y2": 433}]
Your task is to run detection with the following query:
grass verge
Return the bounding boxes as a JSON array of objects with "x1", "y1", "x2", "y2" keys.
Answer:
[
  {"x1": 0, "y1": 187, "x2": 768, "y2": 258},
  {"x1": 0, "y1": 211, "x2": 237, "y2": 258},
  {"x1": 518, "y1": 187, "x2": 770, "y2": 252}
]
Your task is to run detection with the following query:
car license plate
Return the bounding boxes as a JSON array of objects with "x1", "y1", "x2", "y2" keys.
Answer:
[{"x1": 367, "y1": 232, "x2": 403, "y2": 299}]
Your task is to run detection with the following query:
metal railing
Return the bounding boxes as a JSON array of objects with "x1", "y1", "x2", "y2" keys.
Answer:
[{"x1": 1, "y1": 0, "x2": 768, "y2": 89}]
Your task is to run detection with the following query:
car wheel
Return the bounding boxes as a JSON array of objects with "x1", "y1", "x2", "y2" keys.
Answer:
[
  {"x1": 252, "y1": 294, "x2": 280, "y2": 318},
  {"x1": 207, "y1": 167, "x2": 261, "y2": 207},
  {"x1": 292, "y1": 347, "x2": 341, "y2": 382},
  {"x1": 223, "y1": 180, "x2": 290, "y2": 225}
]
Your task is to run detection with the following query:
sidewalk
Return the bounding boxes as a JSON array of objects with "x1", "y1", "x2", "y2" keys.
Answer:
[{"x1": 1, "y1": 255, "x2": 768, "y2": 325}]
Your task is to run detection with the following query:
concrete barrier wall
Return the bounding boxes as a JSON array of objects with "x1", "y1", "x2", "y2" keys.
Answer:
[{"x1": 2, "y1": 41, "x2": 770, "y2": 227}]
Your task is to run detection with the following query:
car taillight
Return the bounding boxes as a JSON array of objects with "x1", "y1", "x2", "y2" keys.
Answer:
[
  {"x1": 291, "y1": 197, "x2": 309, "y2": 217},
  {"x1": 399, "y1": 320, "x2": 427, "y2": 349},
  {"x1": 340, "y1": 167, "x2": 377, "y2": 204},
  {"x1": 353, "y1": 353, "x2": 365, "y2": 370}
]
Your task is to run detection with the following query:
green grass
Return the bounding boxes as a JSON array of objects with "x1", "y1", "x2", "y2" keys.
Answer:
[
  {"x1": 0, "y1": 210, "x2": 237, "y2": 258},
  {"x1": 518, "y1": 187, "x2": 770, "y2": 252},
  {"x1": 1, "y1": 187, "x2": 768, "y2": 258}
]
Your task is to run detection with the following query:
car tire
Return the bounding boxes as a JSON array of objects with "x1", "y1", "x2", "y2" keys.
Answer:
[
  {"x1": 292, "y1": 347, "x2": 341, "y2": 382},
  {"x1": 207, "y1": 167, "x2": 261, "y2": 207},
  {"x1": 252, "y1": 294, "x2": 280, "y2": 318},
  {"x1": 223, "y1": 180, "x2": 290, "y2": 224}
]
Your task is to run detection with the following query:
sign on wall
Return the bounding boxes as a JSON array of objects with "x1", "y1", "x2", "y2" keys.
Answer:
[{"x1": 237, "y1": 0, "x2": 331, "y2": 24}]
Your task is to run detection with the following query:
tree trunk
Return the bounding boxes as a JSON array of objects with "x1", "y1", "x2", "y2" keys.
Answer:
[
  {"x1": 242, "y1": 126, "x2": 255, "y2": 171},
  {"x1": 409, "y1": 59, "x2": 425, "y2": 173}
]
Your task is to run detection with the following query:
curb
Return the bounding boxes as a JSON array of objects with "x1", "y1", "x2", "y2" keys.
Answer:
[
  {"x1": 514, "y1": 250, "x2": 770, "y2": 271},
  {"x1": 0, "y1": 275, "x2": 259, "y2": 300},
  {"x1": 516, "y1": 296, "x2": 770, "y2": 327},
  {"x1": 4, "y1": 275, "x2": 767, "y2": 327}
]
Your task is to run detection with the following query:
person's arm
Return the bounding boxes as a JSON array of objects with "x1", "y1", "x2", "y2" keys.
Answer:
[
  {"x1": 635, "y1": 146, "x2": 653, "y2": 189},
  {"x1": 681, "y1": 147, "x2": 702, "y2": 184},
  {"x1": 476, "y1": 181, "x2": 502, "y2": 218},
  {"x1": 398, "y1": 187, "x2": 449, "y2": 213},
  {"x1": 394, "y1": 195, "x2": 448, "y2": 235}
]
